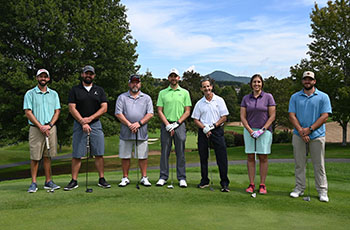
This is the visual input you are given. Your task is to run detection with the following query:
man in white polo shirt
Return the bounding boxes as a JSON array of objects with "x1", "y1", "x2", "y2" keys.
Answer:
[
  {"x1": 115, "y1": 75, "x2": 154, "y2": 187},
  {"x1": 191, "y1": 77, "x2": 230, "y2": 192}
]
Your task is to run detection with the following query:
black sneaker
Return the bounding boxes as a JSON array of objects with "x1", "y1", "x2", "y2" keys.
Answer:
[
  {"x1": 98, "y1": 177, "x2": 111, "y2": 188},
  {"x1": 64, "y1": 179, "x2": 78, "y2": 191},
  {"x1": 221, "y1": 185, "x2": 230, "y2": 192},
  {"x1": 197, "y1": 181, "x2": 210, "y2": 189}
]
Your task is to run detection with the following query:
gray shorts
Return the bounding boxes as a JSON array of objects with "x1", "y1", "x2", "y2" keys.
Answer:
[
  {"x1": 72, "y1": 120, "x2": 104, "y2": 158},
  {"x1": 119, "y1": 139, "x2": 148, "y2": 159}
]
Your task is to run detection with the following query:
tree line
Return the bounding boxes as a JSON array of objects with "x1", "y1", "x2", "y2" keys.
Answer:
[{"x1": 0, "y1": 0, "x2": 349, "y2": 147}]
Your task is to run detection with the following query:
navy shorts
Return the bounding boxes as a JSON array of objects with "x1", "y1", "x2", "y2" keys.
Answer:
[{"x1": 72, "y1": 120, "x2": 105, "y2": 158}]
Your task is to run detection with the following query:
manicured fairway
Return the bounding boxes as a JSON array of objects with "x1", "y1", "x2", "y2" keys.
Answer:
[{"x1": 1, "y1": 162, "x2": 349, "y2": 230}]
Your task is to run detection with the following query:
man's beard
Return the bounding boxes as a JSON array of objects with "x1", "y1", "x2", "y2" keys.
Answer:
[
  {"x1": 131, "y1": 87, "x2": 140, "y2": 93},
  {"x1": 38, "y1": 80, "x2": 48, "y2": 87},
  {"x1": 304, "y1": 85, "x2": 313, "y2": 90},
  {"x1": 83, "y1": 77, "x2": 93, "y2": 84}
]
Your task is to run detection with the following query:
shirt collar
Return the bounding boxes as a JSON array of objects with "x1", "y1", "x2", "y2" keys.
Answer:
[
  {"x1": 298, "y1": 88, "x2": 319, "y2": 97},
  {"x1": 249, "y1": 91, "x2": 264, "y2": 99},
  {"x1": 34, "y1": 85, "x2": 51, "y2": 94},
  {"x1": 127, "y1": 90, "x2": 144, "y2": 99},
  {"x1": 167, "y1": 85, "x2": 182, "y2": 91},
  {"x1": 204, "y1": 93, "x2": 217, "y2": 103}
]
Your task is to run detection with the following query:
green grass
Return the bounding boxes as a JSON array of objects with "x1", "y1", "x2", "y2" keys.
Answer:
[
  {"x1": 1, "y1": 162, "x2": 350, "y2": 229},
  {"x1": 224, "y1": 125, "x2": 244, "y2": 134}
]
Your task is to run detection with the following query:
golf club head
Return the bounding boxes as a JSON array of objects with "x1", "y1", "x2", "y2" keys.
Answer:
[
  {"x1": 209, "y1": 187, "x2": 214, "y2": 191},
  {"x1": 136, "y1": 184, "x2": 140, "y2": 190},
  {"x1": 251, "y1": 193, "x2": 256, "y2": 198},
  {"x1": 86, "y1": 188, "x2": 93, "y2": 193},
  {"x1": 47, "y1": 189, "x2": 55, "y2": 193},
  {"x1": 167, "y1": 185, "x2": 174, "y2": 189},
  {"x1": 303, "y1": 196, "x2": 311, "y2": 201}
]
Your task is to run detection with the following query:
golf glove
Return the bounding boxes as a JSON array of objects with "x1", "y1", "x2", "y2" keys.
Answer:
[
  {"x1": 203, "y1": 124, "x2": 215, "y2": 134},
  {"x1": 168, "y1": 122, "x2": 180, "y2": 132},
  {"x1": 252, "y1": 128, "x2": 265, "y2": 139},
  {"x1": 165, "y1": 124, "x2": 173, "y2": 132}
]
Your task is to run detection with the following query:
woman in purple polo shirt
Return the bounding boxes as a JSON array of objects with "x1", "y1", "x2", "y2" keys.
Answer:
[{"x1": 240, "y1": 74, "x2": 276, "y2": 194}]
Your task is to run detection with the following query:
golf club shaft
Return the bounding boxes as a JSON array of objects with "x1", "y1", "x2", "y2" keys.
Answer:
[
  {"x1": 86, "y1": 133, "x2": 90, "y2": 190},
  {"x1": 208, "y1": 136, "x2": 213, "y2": 190},
  {"x1": 136, "y1": 131, "x2": 140, "y2": 189},
  {"x1": 46, "y1": 136, "x2": 54, "y2": 186},
  {"x1": 306, "y1": 142, "x2": 310, "y2": 199},
  {"x1": 254, "y1": 138, "x2": 257, "y2": 194}
]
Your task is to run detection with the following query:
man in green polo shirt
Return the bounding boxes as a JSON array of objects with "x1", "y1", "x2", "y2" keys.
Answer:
[
  {"x1": 23, "y1": 69, "x2": 61, "y2": 193},
  {"x1": 156, "y1": 68, "x2": 192, "y2": 188}
]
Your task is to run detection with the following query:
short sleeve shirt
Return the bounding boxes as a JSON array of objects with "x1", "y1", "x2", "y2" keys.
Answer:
[
  {"x1": 191, "y1": 94, "x2": 229, "y2": 126},
  {"x1": 240, "y1": 91, "x2": 276, "y2": 131},
  {"x1": 68, "y1": 83, "x2": 107, "y2": 123},
  {"x1": 156, "y1": 85, "x2": 192, "y2": 121},
  {"x1": 115, "y1": 91, "x2": 154, "y2": 141},
  {"x1": 288, "y1": 88, "x2": 332, "y2": 139},
  {"x1": 23, "y1": 86, "x2": 61, "y2": 125}
]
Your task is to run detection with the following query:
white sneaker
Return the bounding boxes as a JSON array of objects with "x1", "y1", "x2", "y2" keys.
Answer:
[
  {"x1": 156, "y1": 179, "x2": 167, "y2": 186},
  {"x1": 290, "y1": 189, "x2": 304, "y2": 198},
  {"x1": 118, "y1": 177, "x2": 130, "y2": 187},
  {"x1": 140, "y1": 177, "x2": 152, "y2": 187},
  {"x1": 179, "y1": 179, "x2": 187, "y2": 188},
  {"x1": 319, "y1": 192, "x2": 329, "y2": 202}
]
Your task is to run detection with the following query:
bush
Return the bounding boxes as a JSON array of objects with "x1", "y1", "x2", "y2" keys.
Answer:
[
  {"x1": 224, "y1": 131, "x2": 244, "y2": 147},
  {"x1": 224, "y1": 133, "x2": 235, "y2": 147},
  {"x1": 273, "y1": 131, "x2": 292, "y2": 143}
]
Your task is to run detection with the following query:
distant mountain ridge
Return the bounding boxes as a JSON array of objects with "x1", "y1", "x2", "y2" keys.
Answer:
[{"x1": 205, "y1": 70, "x2": 250, "y2": 84}]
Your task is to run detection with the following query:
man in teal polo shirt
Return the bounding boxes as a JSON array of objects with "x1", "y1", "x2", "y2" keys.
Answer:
[
  {"x1": 289, "y1": 71, "x2": 332, "y2": 202},
  {"x1": 23, "y1": 69, "x2": 61, "y2": 193},
  {"x1": 156, "y1": 68, "x2": 192, "y2": 188}
]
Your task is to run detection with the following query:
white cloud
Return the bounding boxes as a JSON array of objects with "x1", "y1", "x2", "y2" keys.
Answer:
[{"x1": 122, "y1": 0, "x2": 316, "y2": 78}]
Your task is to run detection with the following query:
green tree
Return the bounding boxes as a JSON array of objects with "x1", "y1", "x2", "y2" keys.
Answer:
[
  {"x1": 264, "y1": 76, "x2": 294, "y2": 131},
  {"x1": 180, "y1": 70, "x2": 203, "y2": 133},
  {"x1": 216, "y1": 86, "x2": 239, "y2": 122},
  {"x1": 293, "y1": 0, "x2": 350, "y2": 146},
  {"x1": 0, "y1": 0, "x2": 138, "y2": 146}
]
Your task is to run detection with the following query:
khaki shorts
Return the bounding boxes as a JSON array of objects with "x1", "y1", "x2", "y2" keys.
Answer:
[
  {"x1": 119, "y1": 139, "x2": 148, "y2": 159},
  {"x1": 29, "y1": 125, "x2": 58, "y2": 160}
]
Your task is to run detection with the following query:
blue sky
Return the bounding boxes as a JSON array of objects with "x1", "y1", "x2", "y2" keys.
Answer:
[{"x1": 121, "y1": 0, "x2": 328, "y2": 79}]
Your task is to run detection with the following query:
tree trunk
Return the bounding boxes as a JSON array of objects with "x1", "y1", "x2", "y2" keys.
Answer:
[{"x1": 341, "y1": 122, "x2": 348, "y2": 146}]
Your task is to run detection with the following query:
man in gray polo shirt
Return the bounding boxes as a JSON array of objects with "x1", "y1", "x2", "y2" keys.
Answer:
[{"x1": 115, "y1": 75, "x2": 154, "y2": 187}]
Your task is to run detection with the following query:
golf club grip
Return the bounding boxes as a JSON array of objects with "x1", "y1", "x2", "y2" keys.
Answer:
[{"x1": 45, "y1": 136, "x2": 50, "y2": 150}]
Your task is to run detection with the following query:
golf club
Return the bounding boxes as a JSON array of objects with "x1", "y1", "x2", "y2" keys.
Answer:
[
  {"x1": 303, "y1": 142, "x2": 311, "y2": 202},
  {"x1": 45, "y1": 136, "x2": 54, "y2": 193},
  {"x1": 167, "y1": 148, "x2": 174, "y2": 189},
  {"x1": 85, "y1": 133, "x2": 93, "y2": 193},
  {"x1": 251, "y1": 138, "x2": 257, "y2": 198},
  {"x1": 208, "y1": 136, "x2": 214, "y2": 191},
  {"x1": 135, "y1": 132, "x2": 140, "y2": 190}
]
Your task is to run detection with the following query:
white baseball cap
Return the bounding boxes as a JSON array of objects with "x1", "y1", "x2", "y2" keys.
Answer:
[
  {"x1": 302, "y1": 71, "x2": 315, "y2": 79},
  {"x1": 36, "y1": 69, "x2": 50, "y2": 77},
  {"x1": 169, "y1": 68, "x2": 179, "y2": 76}
]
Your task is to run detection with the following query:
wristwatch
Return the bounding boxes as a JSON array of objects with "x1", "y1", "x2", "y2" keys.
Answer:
[
  {"x1": 49, "y1": 122, "x2": 53, "y2": 128},
  {"x1": 309, "y1": 126, "x2": 314, "y2": 132}
]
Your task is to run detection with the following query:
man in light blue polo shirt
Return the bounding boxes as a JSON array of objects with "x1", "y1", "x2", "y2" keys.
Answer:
[
  {"x1": 115, "y1": 75, "x2": 153, "y2": 187},
  {"x1": 23, "y1": 69, "x2": 61, "y2": 193},
  {"x1": 288, "y1": 71, "x2": 332, "y2": 202}
]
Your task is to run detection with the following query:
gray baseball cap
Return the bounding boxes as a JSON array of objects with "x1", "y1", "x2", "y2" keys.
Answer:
[{"x1": 83, "y1": 65, "x2": 95, "y2": 74}]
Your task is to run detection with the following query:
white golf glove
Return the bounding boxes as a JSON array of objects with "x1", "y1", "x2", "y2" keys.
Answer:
[
  {"x1": 203, "y1": 124, "x2": 215, "y2": 134},
  {"x1": 165, "y1": 124, "x2": 173, "y2": 132},
  {"x1": 168, "y1": 122, "x2": 180, "y2": 132}
]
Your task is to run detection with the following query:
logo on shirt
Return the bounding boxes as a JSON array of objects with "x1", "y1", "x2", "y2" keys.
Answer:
[{"x1": 94, "y1": 91, "x2": 98, "y2": 96}]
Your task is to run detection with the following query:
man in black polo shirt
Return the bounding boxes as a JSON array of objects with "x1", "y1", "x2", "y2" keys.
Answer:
[{"x1": 64, "y1": 65, "x2": 111, "y2": 190}]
